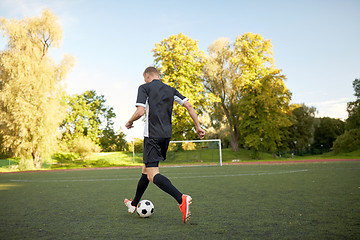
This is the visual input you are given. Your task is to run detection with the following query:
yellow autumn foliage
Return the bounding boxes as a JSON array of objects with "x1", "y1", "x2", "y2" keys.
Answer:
[{"x1": 0, "y1": 9, "x2": 75, "y2": 169}]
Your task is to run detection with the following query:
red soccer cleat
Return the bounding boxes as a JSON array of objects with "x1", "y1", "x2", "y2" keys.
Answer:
[
  {"x1": 179, "y1": 194, "x2": 192, "y2": 223},
  {"x1": 124, "y1": 198, "x2": 136, "y2": 214}
]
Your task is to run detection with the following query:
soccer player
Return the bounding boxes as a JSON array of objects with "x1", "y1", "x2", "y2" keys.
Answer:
[{"x1": 124, "y1": 66, "x2": 205, "y2": 223}]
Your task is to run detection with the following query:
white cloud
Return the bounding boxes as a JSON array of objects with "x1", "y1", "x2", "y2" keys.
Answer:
[
  {"x1": 0, "y1": 0, "x2": 81, "y2": 41},
  {"x1": 309, "y1": 98, "x2": 349, "y2": 120},
  {"x1": 0, "y1": 0, "x2": 83, "y2": 17}
]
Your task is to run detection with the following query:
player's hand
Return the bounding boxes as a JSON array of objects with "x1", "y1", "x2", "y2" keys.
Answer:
[
  {"x1": 125, "y1": 121, "x2": 133, "y2": 129},
  {"x1": 197, "y1": 127, "x2": 205, "y2": 139}
]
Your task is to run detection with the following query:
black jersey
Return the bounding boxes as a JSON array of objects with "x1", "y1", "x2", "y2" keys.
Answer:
[{"x1": 135, "y1": 80, "x2": 188, "y2": 138}]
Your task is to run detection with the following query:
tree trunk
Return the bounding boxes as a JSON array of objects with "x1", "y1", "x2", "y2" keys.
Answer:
[
  {"x1": 222, "y1": 102, "x2": 240, "y2": 151},
  {"x1": 230, "y1": 127, "x2": 240, "y2": 152},
  {"x1": 32, "y1": 150, "x2": 42, "y2": 169}
]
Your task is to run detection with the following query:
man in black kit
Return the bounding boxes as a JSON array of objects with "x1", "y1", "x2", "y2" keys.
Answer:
[{"x1": 124, "y1": 66, "x2": 205, "y2": 223}]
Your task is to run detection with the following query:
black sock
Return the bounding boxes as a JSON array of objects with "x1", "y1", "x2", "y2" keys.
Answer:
[
  {"x1": 153, "y1": 174, "x2": 183, "y2": 204},
  {"x1": 132, "y1": 174, "x2": 149, "y2": 206}
]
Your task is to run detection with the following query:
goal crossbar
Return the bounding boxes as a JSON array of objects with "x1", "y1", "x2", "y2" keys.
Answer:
[{"x1": 169, "y1": 139, "x2": 223, "y2": 166}]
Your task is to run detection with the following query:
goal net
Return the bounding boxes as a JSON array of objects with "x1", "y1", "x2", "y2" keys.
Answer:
[{"x1": 165, "y1": 139, "x2": 222, "y2": 166}]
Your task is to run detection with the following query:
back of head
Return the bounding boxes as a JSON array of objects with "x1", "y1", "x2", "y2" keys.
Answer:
[{"x1": 143, "y1": 66, "x2": 159, "y2": 78}]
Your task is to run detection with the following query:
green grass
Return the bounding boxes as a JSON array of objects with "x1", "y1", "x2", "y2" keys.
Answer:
[
  {"x1": 0, "y1": 152, "x2": 143, "y2": 172},
  {"x1": 0, "y1": 161, "x2": 359, "y2": 239},
  {"x1": 163, "y1": 148, "x2": 360, "y2": 165},
  {"x1": 59, "y1": 151, "x2": 143, "y2": 168},
  {"x1": 0, "y1": 149, "x2": 359, "y2": 172},
  {"x1": 166, "y1": 148, "x2": 270, "y2": 163},
  {"x1": 295, "y1": 149, "x2": 360, "y2": 160}
]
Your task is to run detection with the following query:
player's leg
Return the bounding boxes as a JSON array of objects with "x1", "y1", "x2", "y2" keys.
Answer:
[
  {"x1": 143, "y1": 162, "x2": 159, "y2": 182},
  {"x1": 142, "y1": 138, "x2": 192, "y2": 222},
  {"x1": 132, "y1": 165, "x2": 150, "y2": 205},
  {"x1": 124, "y1": 165, "x2": 150, "y2": 213},
  {"x1": 159, "y1": 138, "x2": 192, "y2": 222},
  {"x1": 146, "y1": 163, "x2": 192, "y2": 222},
  {"x1": 144, "y1": 162, "x2": 182, "y2": 204},
  {"x1": 152, "y1": 173, "x2": 183, "y2": 204},
  {"x1": 125, "y1": 137, "x2": 156, "y2": 213},
  {"x1": 124, "y1": 167, "x2": 150, "y2": 213}
]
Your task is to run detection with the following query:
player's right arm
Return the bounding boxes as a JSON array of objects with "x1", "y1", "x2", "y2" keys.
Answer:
[
  {"x1": 183, "y1": 101, "x2": 205, "y2": 139},
  {"x1": 126, "y1": 85, "x2": 147, "y2": 129},
  {"x1": 125, "y1": 106, "x2": 145, "y2": 129}
]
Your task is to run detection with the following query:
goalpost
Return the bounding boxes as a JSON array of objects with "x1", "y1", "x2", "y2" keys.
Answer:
[{"x1": 167, "y1": 139, "x2": 223, "y2": 166}]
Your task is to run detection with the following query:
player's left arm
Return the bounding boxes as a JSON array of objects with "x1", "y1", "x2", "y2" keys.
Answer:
[
  {"x1": 183, "y1": 101, "x2": 205, "y2": 139},
  {"x1": 125, "y1": 106, "x2": 145, "y2": 129}
]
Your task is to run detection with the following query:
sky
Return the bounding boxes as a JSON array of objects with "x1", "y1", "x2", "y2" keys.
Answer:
[{"x1": 1, "y1": 0, "x2": 359, "y2": 141}]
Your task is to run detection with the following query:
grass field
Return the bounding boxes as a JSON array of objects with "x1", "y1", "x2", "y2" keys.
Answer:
[
  {"x1": 1, "y1": 161, "x2": 359, "y2": 239},
  {"x1": 1, "y1": 148, "x2": 360, "y2": 172}
]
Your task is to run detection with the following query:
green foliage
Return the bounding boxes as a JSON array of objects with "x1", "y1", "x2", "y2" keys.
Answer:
[
  {"x1": 52, "y1": 152, "x2": 80, "y2": 163},
  {"x1": 68, "y1": 136, "x2": 101, "y2": 160},
  {"x1": 331, "y1": 78, "x2": 360, "y2": 154},
  {"x1": 236, "y1": 34, "x2": 292, "y2": 155},
  {"x1": 313, "y1": 117, "x2": 345, "y2": 152},
  {"x1": 100, "y1": 128, "x2": 127, "y2": 152},
  {"x1": 346, "y1": 78, "x2": 360, "y2": 130},
  {"x1": 153, "y1": 33, "x2": 207, "y2": 140},
  {"x1": 61, "y1": 90, "x2": 116, "y2": 146},
  {"x1": 0, "y1": 9, "x2": 74, "y2": 168},
  {"x1": 333, "y1": 129, "x2": 360, "y2": 153},
  {"x1": 283, "y1": 104, "x2": 316, "y2": 152},
  {"x1": 333, "y1": 78, "x2": 360, "y2": 154},
  {"x1": 127, "y1": 138, "x2": 144, "y2": 153},
  {"x1": 353, "y1": 78, "x2": 360, "y2": 98},
  {"x1": 205, "y1": 33, "x2": 292, "y2": 155}
]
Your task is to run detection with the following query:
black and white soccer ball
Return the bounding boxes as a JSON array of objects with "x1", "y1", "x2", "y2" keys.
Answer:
[{"x1": 136, "y1": 200, "x2": 154, "y2": 218}]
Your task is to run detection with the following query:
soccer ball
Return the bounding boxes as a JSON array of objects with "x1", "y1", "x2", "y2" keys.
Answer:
[{"x1": 136, "y1": 200, "x2": 154, "y2": 218}]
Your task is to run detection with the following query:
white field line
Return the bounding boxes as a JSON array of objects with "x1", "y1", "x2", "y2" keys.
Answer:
[{"x1": 9, "y1": 169, "x2": 308, "y2": 183}]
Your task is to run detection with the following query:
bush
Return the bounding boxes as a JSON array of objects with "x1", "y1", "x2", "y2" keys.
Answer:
[
  {"x1": 69, "y1": 136, "x2": 101, "y2": 160},
  {"x1": 333, "y1": 129, "x2": 360, "y2": 153},
  {"x1": 52, "y1": 152, "x2": 80, "y2": 163},
  {"x1": 127, "y1": 138, "x2": 143, "y2": 153}
]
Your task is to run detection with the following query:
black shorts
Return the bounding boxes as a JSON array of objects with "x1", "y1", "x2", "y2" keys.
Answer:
[
  {"x1": 145, "y1": 161, "x2": 159, "y2": 168},
  {"x1": 143, "y1": 137, "x2": 170, "y2": 165}
]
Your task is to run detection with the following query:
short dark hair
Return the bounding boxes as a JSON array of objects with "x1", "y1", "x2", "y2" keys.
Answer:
[{"x1": 143, "y1": 66, "x2": 159, "y2": 77}]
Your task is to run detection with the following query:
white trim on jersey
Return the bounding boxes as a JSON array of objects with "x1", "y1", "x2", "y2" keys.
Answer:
[
  {"x1": 144, "y1": 99, "x2": 149, "y2": 137},
  {"x1": 135, "y1": 103, "x2": 146, "y2": 108},
  {"x1": 135, "y1": 101, "x2": 149, "y2": 137},
  {"x1": 174, "y1": 96, "x2": 189, "y2": 106}
]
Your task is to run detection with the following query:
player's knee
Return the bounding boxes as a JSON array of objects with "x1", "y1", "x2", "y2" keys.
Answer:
[
  {"x1": 147, "y1": 174, "x2": 154, "y2": 182},
  {"x1": 148, "y1": 172, "x2": 160, "y2": 183}
]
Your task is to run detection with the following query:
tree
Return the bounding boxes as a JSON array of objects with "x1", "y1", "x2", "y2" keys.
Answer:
[
  {"x1": 100, "y1": 128, "x2": 127, "y2": 152},
  {"x1": 0, "y1": 10, "x2": 74, "y2": 168},
  {"x1": 286, "y1": 104, "x2": 316, "y2": 154},
  {"x1": 204, "y1": 37, "x2": 242, "y2": 151},
  {"x1": 199, "y1": 111, "x2": 232, "y2": 148},
  {"x1": 235, "y1": 34, "x2": 292, "y2": 157},
  {"x1": 333, "y1": 78, "x2": 360, "y2": 153},
  {"x1": 204, "y1": 33, "x2": 292, "y2": 155},
  {"x1": 333, "y1": 128, "x2": 360, "y2": 153},
  {"x1": 346, "y1": 78, "x2": 360, "y2": 130},
  {"x1": 312, "y1": 117, "x2": 345, "y2": 152},
  {"x1": 61, "y1": 90, "x2": 116, "y2": 147},
  {"x1": 152, "y1": 33, "x2": 207, "y2": 140}
]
